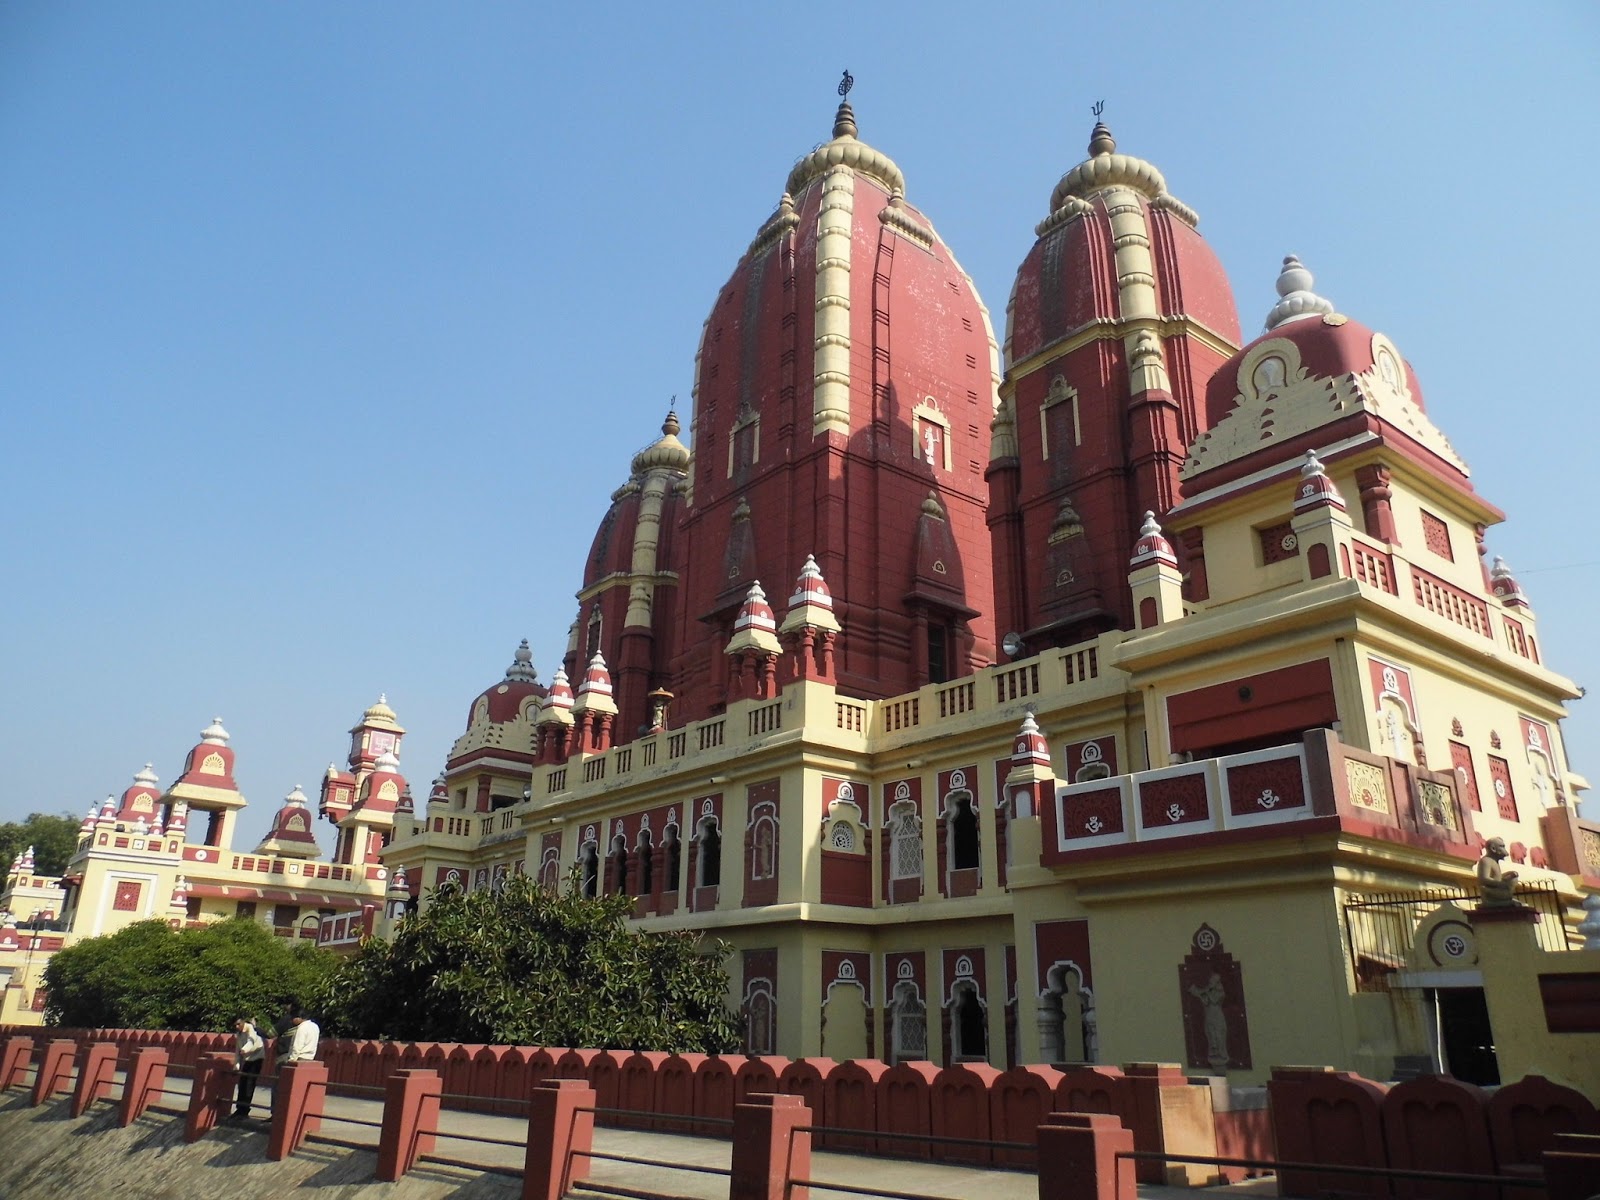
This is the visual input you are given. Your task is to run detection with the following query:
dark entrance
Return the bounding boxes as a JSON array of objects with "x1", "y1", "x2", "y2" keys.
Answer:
[{"x1": 1436, "y1": 987, "x2": 1498, "y2": 1085}]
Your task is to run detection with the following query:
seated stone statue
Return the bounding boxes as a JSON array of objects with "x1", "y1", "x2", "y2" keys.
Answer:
[{"x1": 1476, "y1": 836, "x2": 1521, "y2": 908}]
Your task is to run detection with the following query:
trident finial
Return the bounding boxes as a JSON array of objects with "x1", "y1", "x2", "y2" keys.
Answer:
[
  {"x1": 1091, "y1": 99, "x2": 1105, "y2": 118},
  {"x1": 838, "y1": 69, "x2": 854, "y2": 99}
]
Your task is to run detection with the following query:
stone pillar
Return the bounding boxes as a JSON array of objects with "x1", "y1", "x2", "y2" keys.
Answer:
[
  {"x1": 1354, "y1": 463, "x2": 1398, "y2": 543},
  {"x1": 71, "y1": 1040, "x2": 119, "y2": 1117},
  {"x1": 119, "y1": 1045, "x2": 168, "y2": 1126},
  {"x1": 731, "y1": 1092, "x2": 813, "y2": 1200},
  {"x1": 1036, "y1": 1112, "x2": 1135, "y2": 1200},
  {"x1": 376, "y1": 1068, "x2": 442, "y2": 1182},
  {"x1": 31, "y1": 1038, "x2": 77, "y2": 1106},
  {"x1": 267, "y1": 1060, "x2": 327, "y2": 1160},
  {"x1": 184, "y1": 1051, "x2": 234, "y2": 1141},
  {"x1": 0, "y1": 1035, "x2": 33, "y2": 1090},
  {"x1": 523, "y1": 1078, "x2": 595, "y2": 1200}
]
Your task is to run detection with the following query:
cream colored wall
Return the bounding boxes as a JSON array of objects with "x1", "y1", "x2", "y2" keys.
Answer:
[
  {"x1": 1350, "y1": 643, "x2": 1569, "y2": 851},
  {"x1": 1475, "y1": 914, "x2": 1600, "y2": 1097},
  {"x1": 1086, "y1": 886, "x2": 1350, "y2": 1084}
]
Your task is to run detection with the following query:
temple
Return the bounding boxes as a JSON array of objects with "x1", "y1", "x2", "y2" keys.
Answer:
[{"x1": 4, "y1": 92, "x2": 1594, "y2": 1086}]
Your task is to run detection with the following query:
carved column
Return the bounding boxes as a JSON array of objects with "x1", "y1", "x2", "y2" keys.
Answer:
[{"x1": 1355, "y1": 463, "x2": 1399, "y2": 544}]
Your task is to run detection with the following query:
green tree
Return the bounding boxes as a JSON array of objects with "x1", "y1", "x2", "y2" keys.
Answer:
[
  {"x1": 42, "y1": 918, "x2": 335, "y2": 1031},
  {"x1": 0, "y1": 812, "x2": 83, "y2": 877},
  {"x1": 313, "y1": 875, "x2": 741, "y2": 1052}
]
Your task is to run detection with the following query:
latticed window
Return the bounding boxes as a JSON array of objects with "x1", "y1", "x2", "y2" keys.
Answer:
[
  {"x1": 830, "y1": 821, "x2": 855, "y2": 851},
  {"x1": 891, "y1": 981, "x2": 927, "y2": 1062},
  {"x1": 891, "y1": 805, "x2": 922, "y2": 880}
]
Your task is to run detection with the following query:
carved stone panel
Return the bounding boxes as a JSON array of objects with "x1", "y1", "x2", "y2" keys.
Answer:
[{"x1": 1177, "y1": 924, "x2": 1251, "y2": 1072}]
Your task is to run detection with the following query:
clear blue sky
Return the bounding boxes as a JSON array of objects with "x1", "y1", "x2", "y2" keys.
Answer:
[{"x1": 2, "y1": 2, "x2": 1596, "y2": 850}]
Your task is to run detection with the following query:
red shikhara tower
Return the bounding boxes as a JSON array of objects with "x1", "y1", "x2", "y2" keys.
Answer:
[
  {"x1": 566, "y1": 92, "x2": 1002, "y2": 733},
  {"x1": 672, "y1": 95, "x2": 1001, "y2": 713},
  {"x1": 989, "y1": 120, "x2": 1241, "y2": 649}
]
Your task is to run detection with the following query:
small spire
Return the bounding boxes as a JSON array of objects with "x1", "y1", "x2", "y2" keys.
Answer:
[
  {"x1": 1130, "y1": 510, "x2": 1177, "y2": 568},
  {"x1": 662, "y1": 410, "x2": 680, "y2": 437},
  {"x1": 1088, "y1": 122, "x2": 1115, "y2": 157},
  {"x1": 506, "y1": 638, "x2": 538, "y2": 683},
  {"x1": 200, "y1": 716, "x2": 230, "y2": 745},
  {"x1": 833, "y1": 69, "x2": 857, "y2": 139},
  {"x1": 1264, "y1": 254, "x2": 1336, "y2": 330}
]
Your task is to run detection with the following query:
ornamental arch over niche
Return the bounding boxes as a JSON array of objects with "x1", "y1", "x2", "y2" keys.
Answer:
[
  {"x1": 942, "y1": 770, "x2": 980, "y2": 875},
  {"x1": 1177, "y1": 924, "x2": 1251, "y2": 1072},
  {"x1": 911, "y1": 399, "x2": 953, "y2": 472},
  {"x1": 946, "y1": 956, "x2": 988, "y2": 1063},
  {"x1": 823, "y1": 781, "x2": 866, "y2": 854},
  {"x1": 1236, "y1": 337, "x2": 1308, "y2": 405},
  {"x1": 888, "y1": 797, "x2": 922, "y2": 881},
  {"x1": 577, "y1": 829, "x2": 600, "y2": 899},
  {"x1": 889, "y1": 971, "x2": 928, "y2": 1064},
  {"x1": 1039, "y1": 374, "x2": 1081, "y2": 461},
  {"x1": 747, "y1": 801, "x2": 777, "y2": 881},
  {"x1": 743, "y1": 976, "x2": 777, "y2": 1056},
  {"x1": 1038, "y1": 959, "x2": 1096, "y2": 1065},
  {"x1": 821, "y1": 959, "x2": 871, "y2": 1061},
  {"x1": 1522, "y1": 718, "x2": 1560, "y2": 810},
  {"x1": 695, "y1": 810, "x2": 722, "y2": 889},
  {"x1": 538, "y1": 845, "x2": 560, "y2": 891},
  {"x1": 1075, "y1": 740, "x2": 1111, "y2": 783}
]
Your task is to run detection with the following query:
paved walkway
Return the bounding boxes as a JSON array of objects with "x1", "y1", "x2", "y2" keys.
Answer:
[{"x1": 99, "y1": 1067, "x2": 1281, "y2": 1200}]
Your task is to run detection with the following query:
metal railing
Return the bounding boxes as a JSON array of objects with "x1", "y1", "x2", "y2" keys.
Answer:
[{"x1": 1343, "y1": 880, "x2": 1567, "y2": 991}]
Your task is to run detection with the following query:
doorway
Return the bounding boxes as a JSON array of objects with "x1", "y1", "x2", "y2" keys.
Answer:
[{"x1": 1434, "y1": 987, "x2": 1498, "y2": 1085}]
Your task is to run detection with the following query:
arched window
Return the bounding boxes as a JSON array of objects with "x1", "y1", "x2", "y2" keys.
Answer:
[
  {"x1": 663, "y1": 823, "x2": 681, "y2": 893},
  {"x1": 586, "y1": 608, "x2": 603, "y2": 660},
  {"x1": 1074, "y1": 763, "x2": 1111, "y2": 783},
  {"x1": 635, "y1": 828, "x2": 654, "y2": 895},
  {"x1": 749, "y1": 805, "x2": 777, "y2": 881},
  {"x1": 890, "y1": 979, "x2": 927, "y2": 1064},
  {"x1": 538, "y1": 847, "x2": 560, "y2": 892},
  {"x1": 890, "y1": 802, "x2": 922, "y2": 881},
  {"x1": 950, "y1": 980, "x2": 988, "y2": 1062},
  {"x1": 579, "y1": 842, "x2": 599, "y2": 899},
  {"x1": 697, "y1": 816, "x2": 722, "y2": 888},
  {"x1": 949, "y1": 791, "x2": 979, "y2": 871},
  {"x1": 1038, "y1": 961, "x2": 1096, "y2": 1065},
  {"x1": 743, "y1": 978, "x2": 776, "y2": 1055},
  {"x1": 609, "y1": 834, "x2": 629, "y2": 896}
]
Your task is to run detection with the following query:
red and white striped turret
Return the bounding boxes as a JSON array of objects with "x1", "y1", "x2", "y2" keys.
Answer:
[
  {"x1": 1490, "y1": 557, "x2": 1530, "y2": 609},
  {"x1": 1128, "y1": 512, "x2": 1178, "y2": 569},
  {"x1": 727, "y1": 581, "x2": 782, "y2": 700},
  {"x1": 1012, "y1": 710, "x2": 1052, "y2": 770},
  {"x1": 571, "y1": 654, "x2": 618, "y2": 756},
  {"x1": 168, "y1": 874, "x2": 190, "y2": 921},
  {"x1": 1293, "y1": 450, "x2": 1346, "y2": 513},
  {"x1": 534, "y1": 668, "x2": 577, "y2": 764},
  {"x1": 779, "y1": 555, "x2": 842, "y2": 683},
  {"x1": 727, "y1": 581, "x2": 782, "y2": 657},
  {"x1": 114, "y1": 763, "x2": 163, "y2": 825},
  {"x1": 574, "y1": 653, "x2": 616, "y2": 708},
  {"x1": 1006, "y1": 711, "x2": 1058, "y2": 817},
  {"x1": 1127, "y1": 512, "x2": 1185, "y2": 629}
]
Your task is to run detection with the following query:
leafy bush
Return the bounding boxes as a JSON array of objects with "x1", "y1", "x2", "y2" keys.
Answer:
[
  {"x1": 43, "y1": 917, "x2": 335, "y2": 1031},
  {"x1": 312, "y1": 875, "x2": 740, "y2": 1051}
]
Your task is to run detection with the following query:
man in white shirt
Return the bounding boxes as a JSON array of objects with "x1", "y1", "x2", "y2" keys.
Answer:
[{"x1": 284, "y1": 1004, "x2": 320, "y2": 1062}]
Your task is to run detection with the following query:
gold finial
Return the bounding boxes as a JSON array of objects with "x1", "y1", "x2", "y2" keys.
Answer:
[
  {"x1": 1088, "y1": 100, "x2": 1115, "y2": 157},
  {"x1": 833, "y1": 69, "x2": 857, "y2": 139}
]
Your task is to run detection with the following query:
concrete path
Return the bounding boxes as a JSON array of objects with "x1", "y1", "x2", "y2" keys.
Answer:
[{"x1": 16, "y1": 1065, "x2": 1281, "y2": 1200}]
